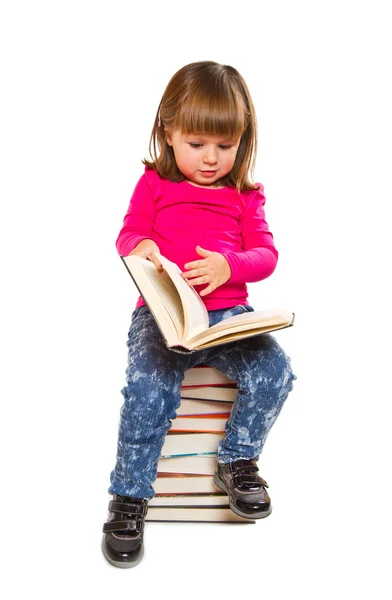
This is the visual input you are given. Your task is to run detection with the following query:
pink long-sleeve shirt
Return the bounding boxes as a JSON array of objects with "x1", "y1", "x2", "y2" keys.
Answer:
[{"x1": 116, "y1": 166, "x2": 278, "y2": 311}]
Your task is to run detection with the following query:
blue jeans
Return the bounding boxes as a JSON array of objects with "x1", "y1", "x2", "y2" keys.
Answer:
[{"x1": 108, "y1": 304, "x2": 296, "y2": 499}]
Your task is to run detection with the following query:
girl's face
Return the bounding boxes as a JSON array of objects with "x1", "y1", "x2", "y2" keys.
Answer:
[{"x1": 165, "y1": 128, "x2": 241, "y2": 188}]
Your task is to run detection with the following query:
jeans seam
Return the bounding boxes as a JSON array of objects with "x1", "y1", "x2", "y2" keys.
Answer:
[{"x1": 216, "y1": 349, "x2": 245, "y2": 443}]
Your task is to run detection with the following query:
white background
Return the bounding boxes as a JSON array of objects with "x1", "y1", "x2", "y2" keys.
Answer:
[{"x1": 1, "y1": 1, "x2": 391, "y2": 598}]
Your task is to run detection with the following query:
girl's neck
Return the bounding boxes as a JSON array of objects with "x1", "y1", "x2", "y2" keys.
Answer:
[{"x1": 185, "y1": 179, "x2": 225, "y2": 189}]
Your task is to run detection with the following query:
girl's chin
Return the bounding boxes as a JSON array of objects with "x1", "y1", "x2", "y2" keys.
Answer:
[{"x1": 188, "y1": 172, "x2": 223, "y2": 187}]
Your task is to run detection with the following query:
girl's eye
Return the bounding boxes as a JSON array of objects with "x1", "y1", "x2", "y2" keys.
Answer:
[{"x1": 189, "y1": 143, "x2": 232, "y2": 149}]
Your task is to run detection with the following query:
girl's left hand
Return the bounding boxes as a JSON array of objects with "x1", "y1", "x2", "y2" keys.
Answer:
[{"x1": 181, "y1": 245, "x2": 231, "y2": 296}]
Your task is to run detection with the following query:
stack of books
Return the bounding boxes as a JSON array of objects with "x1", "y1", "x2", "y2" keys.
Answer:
[{"x1": 146, "y1": 366, "x2": 255, "y2": 524}]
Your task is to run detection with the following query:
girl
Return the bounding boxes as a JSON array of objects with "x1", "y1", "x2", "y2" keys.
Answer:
[{"x1": 102, "y1": 61, "x2": 296, "y2": 568}]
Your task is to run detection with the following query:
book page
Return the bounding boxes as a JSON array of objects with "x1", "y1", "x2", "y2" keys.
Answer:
[
  {"x1": 185, "y1": 309, "x2": 294, "y2": 349},
  {"x1": 156, "y1": 254, "x2": 209, "y2": 342},
  {"x1": 122, "y1": 256, "x2": 183, "y2": 345},
  {"x1": 147, "y1": 267, "x2": 185, "y2": 339}
]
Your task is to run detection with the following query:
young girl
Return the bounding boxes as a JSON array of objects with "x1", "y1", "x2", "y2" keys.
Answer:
[{"x1": 102, "y1": 61, "x2": 296, "y2": 568}]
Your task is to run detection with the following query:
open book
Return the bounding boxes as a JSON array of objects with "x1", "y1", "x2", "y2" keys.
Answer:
[{"x1": 122, "y1": 253, "x2": 294, "y2": 353}]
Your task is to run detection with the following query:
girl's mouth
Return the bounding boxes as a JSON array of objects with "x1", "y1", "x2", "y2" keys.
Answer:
[{"x1": 200, "y1": 170, "x2": 217, "y2": 177}]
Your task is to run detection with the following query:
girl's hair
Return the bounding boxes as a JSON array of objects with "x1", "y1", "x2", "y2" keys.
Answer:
[{"x1": 143, "y1": 61, "x2": 259, "y2": 192}]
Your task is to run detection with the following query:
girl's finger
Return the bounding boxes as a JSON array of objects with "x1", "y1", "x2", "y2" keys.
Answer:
[
  {"x1": 181, "y1": 267, "x2": 207, "y2": 279},
  {"x1": 199, "y1": 283, "x2": 215, "y2": 296},
  {"x1": 196, "y1": 245, "x2": 213, "y2": 257},
  {"x1": 149, "y1": 254, "x2": 164, "y2": 272},
  {"x1": 184, "y1": 259, "x2": 205, "y2": 270},
  {"x1": 185, "y1": 275, "x2": 209, "y2": 287}
]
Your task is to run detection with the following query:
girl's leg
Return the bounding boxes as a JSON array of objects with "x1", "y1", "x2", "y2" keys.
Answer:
[
  {"x1": 202, "y1": 306, "x2": 296, "y2": 463},
  {"x1": 108, "y1": 306, "x2": 193, "y2": 499}
]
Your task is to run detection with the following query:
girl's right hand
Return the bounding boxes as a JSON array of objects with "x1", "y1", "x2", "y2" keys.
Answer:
[{"x1": 128, "y1": 239, "x2": 163, "y2": 272}]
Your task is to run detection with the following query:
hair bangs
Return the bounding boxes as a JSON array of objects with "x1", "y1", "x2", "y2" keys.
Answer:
[{"x1": 174, "y1": 88, "x2": 247, "y2": 141}]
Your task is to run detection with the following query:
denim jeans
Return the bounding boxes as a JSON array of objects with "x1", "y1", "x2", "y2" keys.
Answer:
[{"x1": 108, "y1": 304, "x2": 296, "y2": 499}]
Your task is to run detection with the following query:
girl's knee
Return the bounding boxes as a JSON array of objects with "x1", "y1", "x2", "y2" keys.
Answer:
[
  {"x1": 240, "y1": 341, "x2": 296, "y2": 394},
  {"x1": 270, "y1": 344, "x2": 296, "y2": 391}
]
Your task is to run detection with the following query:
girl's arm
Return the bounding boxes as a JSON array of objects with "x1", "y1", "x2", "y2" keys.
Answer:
[
  {"x1": 221, "y1": 186, "x2": 278, "y2": 283},
  {"x1": 221, "y1": 246, "x2": 277, "y2": 283},
  {"x1": 116, "y1": 173, "x2": 157, "y2": 257}
]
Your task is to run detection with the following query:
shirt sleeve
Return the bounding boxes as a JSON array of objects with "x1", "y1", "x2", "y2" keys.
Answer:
[
  {"x1": 221, "y1": 185, "x2": 278, "y2": 283},
  {"x1": 115, "y1": 172, "x2": 156, "y2": 256}
]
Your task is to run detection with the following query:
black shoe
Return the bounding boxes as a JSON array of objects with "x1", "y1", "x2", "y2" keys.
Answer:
[
  {"x1": 102, "y1": 495, "x2": 148, "y2": 568},
  {"x1": 213, "y1": 459, "x2": 272, "y2": 519}
]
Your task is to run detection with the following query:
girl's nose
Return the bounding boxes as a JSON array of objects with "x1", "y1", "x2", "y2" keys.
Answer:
[{"x1": 203, "y1": 146, "x2": 218, "y2": 164}]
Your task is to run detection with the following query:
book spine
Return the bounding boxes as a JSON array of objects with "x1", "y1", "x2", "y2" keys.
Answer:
[{"x1": 168, "y1": 344, "x2": 194, "y2": 354}]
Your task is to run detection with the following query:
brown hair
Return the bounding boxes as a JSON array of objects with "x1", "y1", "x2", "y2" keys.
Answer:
[{"x1": 143, "y1": 61, "x2": 259, "y2": 192}]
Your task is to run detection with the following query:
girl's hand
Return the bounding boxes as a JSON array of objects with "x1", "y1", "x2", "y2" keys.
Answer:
[
  {"x1": 181, "y1": 245, "x2": 231, "y2": 296},
  {"x1": 129, "y1": 239, "x2": 163, "y2": 272}
]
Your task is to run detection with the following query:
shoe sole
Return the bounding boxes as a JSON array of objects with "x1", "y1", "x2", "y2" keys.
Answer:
[
  {"x1": 213, "y1": 474, "x2": 273, "y2": 520},
  {"x1": 101, "y1": 536, "x2": 144, "y2": 569}
]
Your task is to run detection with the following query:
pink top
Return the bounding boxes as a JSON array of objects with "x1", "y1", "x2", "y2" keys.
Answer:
[{"x1": 116, "y1": 167, "x2": 278, "y2": 310}]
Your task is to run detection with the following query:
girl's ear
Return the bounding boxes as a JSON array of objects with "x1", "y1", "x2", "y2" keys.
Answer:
[{"x1": 164, "y1": 126, "x2": 173, "y2": 146}]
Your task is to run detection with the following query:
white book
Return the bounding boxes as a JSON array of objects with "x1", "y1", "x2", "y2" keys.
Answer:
[
  {"x1": 182, "y1": 367, "x2": 235, "y2": 386},
  {"x1": 149, "y1": 494, "x2": 228, "y2": 507},
  {"x1": 170, "y1": 416, "x2": 227, "y2": 433},
  {"x1": 146, "y1": 506, "x2": 255, "y2": 523},
  {"x1": 157, "y1": 454, "x2": 218, "y2": 475},
  {"x1": 153, "y1": 474, "x2": 219, "y2": 495}
]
